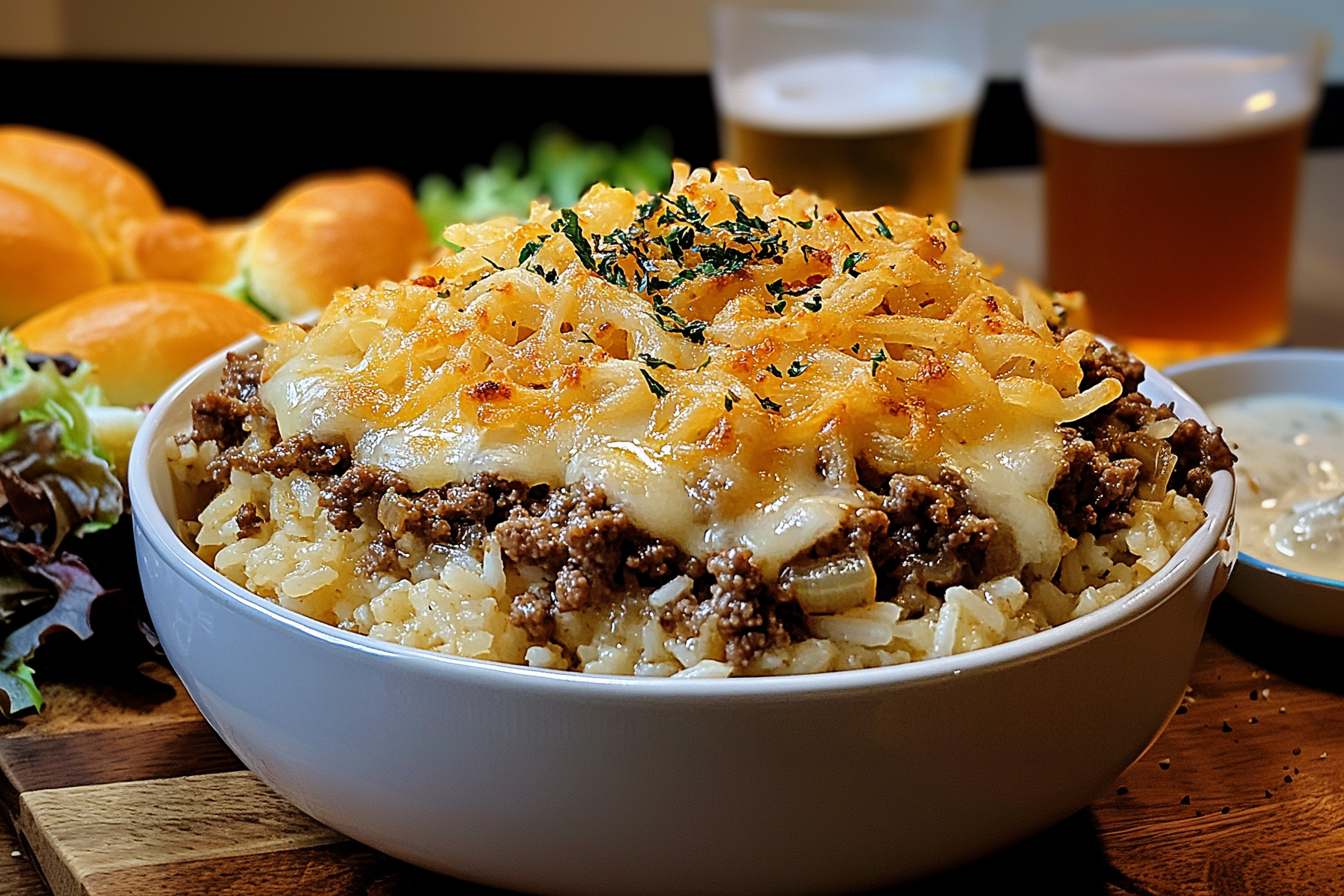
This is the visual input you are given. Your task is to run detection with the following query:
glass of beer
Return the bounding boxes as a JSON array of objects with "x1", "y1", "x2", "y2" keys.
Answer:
[
  {"x1": 1026, "y1": 11, "x2": 1329, "y2": 367},
  {"x1": 711, "y1": 1, "x2": 988, "y2": 215}
]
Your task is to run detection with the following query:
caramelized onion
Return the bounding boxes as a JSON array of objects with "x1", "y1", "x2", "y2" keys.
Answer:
[{"x1": 780, "y1": 550, "x2": 877, "y2": 614}]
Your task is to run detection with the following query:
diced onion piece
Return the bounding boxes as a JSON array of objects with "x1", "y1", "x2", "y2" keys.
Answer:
[{"x1": 781, "y1": 551, "x2": 877, "y2": 615}]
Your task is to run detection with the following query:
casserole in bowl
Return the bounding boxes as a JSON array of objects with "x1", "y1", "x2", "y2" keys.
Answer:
[{"x1": 130, "y1": 339, "x2": 1234, "y2": 894}]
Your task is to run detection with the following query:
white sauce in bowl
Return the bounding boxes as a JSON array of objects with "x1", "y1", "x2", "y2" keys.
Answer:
[{"x1": 1209, "y1": 394, "x2": 1344, "y2": 581}]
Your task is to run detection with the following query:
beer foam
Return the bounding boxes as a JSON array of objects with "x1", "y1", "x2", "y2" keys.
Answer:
[
  {"x1": 1027, "y1": 45, "x2": 1318, "y2": 142},
  {"x1": 715, "y1": 54, "x2": 981, "y2": 135}
]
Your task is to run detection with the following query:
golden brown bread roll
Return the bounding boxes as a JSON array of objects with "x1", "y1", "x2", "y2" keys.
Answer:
[
  {"x1": 117, "y1": 209, "x2": 247, "y2": 285},
  {"x1": 13, "y1": 282, "x2": 267, "y2": 406},
  {"x1": 244, "y1": 170, "x2": 429, "y2": 318},
  {"x1": 0, "y1": 126, "x2": 163, "y2": 278},
  {"x1": 0, "y1": 180, "x2": 111, "y2": 327}
]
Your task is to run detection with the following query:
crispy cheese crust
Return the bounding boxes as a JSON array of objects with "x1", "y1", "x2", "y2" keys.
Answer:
[{"x1": 260, "y1": 164, "x2": 1120, "y2": 576}]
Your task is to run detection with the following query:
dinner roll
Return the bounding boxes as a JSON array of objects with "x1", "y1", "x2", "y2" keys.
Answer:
[
  {"x1": 117, "y1": 209, "x2": 246, "y2": 285},
  {"x1": 245, "y1": 170, "x2": 429, "y2": 318},
  {"x1": 0, "y1": 126, "x2": 163, "y2": 277},
  {"x1": 0, "y1": 181, "x2": 111, "y2": 327},
  {"x1": 13, "y1": 282, "x2": 267, "y2": 406}
]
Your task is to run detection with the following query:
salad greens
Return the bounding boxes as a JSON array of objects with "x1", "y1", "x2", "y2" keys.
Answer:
[
  {"x1": 0, "y1": 333, "x2": 141, "y2": 717},
  {"x1": 418, "y1": 125, "x2": 674, "y2": 246}
]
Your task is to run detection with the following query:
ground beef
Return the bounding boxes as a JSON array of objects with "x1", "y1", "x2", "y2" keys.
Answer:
[
  {"x1": 355, "y1": 531, "x2": 401, "y2": 578},
  {"x1": 1051, "y1": 340, "x2": 1235, "y2": 527},
  {"x1": 256, "y1": 433, "x2": 351, "y2": 478},
  {"x1": 509, "y1": 585, "x2": 555, "y2": 642},
  {"x1": 495, "y1": 485, "x2": 654, "y2": 614},
  {"x1": 1079, "y1": 340, "x2": 1146, "y2": 393},
  {"x1": 1051, "y1": 428, "x2": 1143, "y2": 536},
  {"x1": 320, "y1": 464, "x2": 404, "y2": 531},
  {"x1": 490, "y1": 483, "x2": 699, "y2": 641},
  {"x1": 862, "y1": 472, "x2": 1015, "y2": 606},
  {"x1": 1169, "y1": 418, "x2": 1236, "y2": 500},
  {"x1": 189, "y1": 352, "x2": 266, "y2": 449},
  {"x1": 626, "y1": 541, "x2": 680, "y2": 579},
  {"x1": 234, "y1": 502, "x2": 263, "y2": 538},
  {"x1": 190, "y1": 391, "x2": 251, "y2": 451},
  {"x1": 660, "y1": 547, "x2": 801, "y2": 668},
  {"x1": 383, "y1": 473, "x2": 534, "y2": 542}
]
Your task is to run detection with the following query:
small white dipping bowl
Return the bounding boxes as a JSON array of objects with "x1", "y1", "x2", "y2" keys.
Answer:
[
  {"x1": 130, "y1": 342, "x2": 1235, "y2": 895},
  {"x1": 1169, "y1": 348, "x2": 1344, "y2": 638}
]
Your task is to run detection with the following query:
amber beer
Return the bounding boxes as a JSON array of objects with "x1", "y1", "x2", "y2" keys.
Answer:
[
  {"x1": 722, "y1": 112, "x2": 973, "y2": 215},
  {"x1": 715, "y1": 55, "x2": 981, "y2": 215},
  {"x1": 1026, "y1": 14, "x2": 1326, "y2": 367},
  {"x1": 1042, "y1": 120, "x2": 1309, "y2": 365}
]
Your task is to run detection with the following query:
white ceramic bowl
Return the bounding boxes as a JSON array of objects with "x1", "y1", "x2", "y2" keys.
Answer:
[
  {"x1": 1169, "y1": 348, "x2": 1344, "y2": 638},
  {"x1": 130, "y1": 345, "x2": 1235, "y2": 895}
]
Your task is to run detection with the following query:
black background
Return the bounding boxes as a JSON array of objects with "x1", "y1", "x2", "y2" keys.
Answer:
[{"x1": 1, "y1": 58, "x2": 1340, "y2": 219}]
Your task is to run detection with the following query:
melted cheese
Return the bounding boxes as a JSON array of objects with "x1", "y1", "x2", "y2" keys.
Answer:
[{"x1": 256, "y1": 166, "x2": 1118, "y2": 577}]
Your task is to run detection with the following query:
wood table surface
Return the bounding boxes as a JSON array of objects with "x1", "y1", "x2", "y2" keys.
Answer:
[{"x1": 4, "y1": 153, "x2": 1344, "y2": 896}]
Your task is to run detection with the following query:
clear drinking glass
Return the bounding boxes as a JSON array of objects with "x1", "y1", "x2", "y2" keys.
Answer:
[
  {"x1": 711, "y1": 1, "x2": 988, "y2": 215},
  {"x1": 1025, "y1": 11, "x2": 1329, "y2": 368}
]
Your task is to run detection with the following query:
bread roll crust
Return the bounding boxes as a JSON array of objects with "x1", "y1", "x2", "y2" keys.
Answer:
[
  {"x1": 0, "y1": 126, "x2": 163, "y2": 277},
  {"x1": 245, "y1": 170, "x2": 428, "y2": 318},
  {"x1": 13, "y1": 282, "x2": 267, "y2": 406},
  {"x1": 118, "y1": 209, "x2": 246, "y2": 285},
  {"x1": 0, "y1": 180, "x2": 111, "y2": 326}
]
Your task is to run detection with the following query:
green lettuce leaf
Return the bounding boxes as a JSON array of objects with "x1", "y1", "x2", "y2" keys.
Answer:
[
  {"x1": 0, "y1": 333, "x2": 146, "y2": 716},
  {"x1": 418, "y1": 125, "x2": 674, "y2": 247},
  {"x1": 0, "y1": 543, "x2": 107, "y2": 717}
]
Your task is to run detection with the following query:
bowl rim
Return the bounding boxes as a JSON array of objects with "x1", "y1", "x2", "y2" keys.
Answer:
[
  {"x1": 1168, "y1": 346, "x2": 1344, "y2": 595},
  {"x1": 129, "y1": 337, "x2": 1235, "y2": 699},
  {"x1": 1236, "y1": 552, "x2": 1344, "y2": 593},
  {"x1": 1166, "y1": 346, "x2": 1344, "y2": 377}
]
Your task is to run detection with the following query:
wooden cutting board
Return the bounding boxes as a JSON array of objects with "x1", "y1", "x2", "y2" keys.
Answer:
[{"x1": 3, "y1": 596, "x2": 1343, "y2": 896}]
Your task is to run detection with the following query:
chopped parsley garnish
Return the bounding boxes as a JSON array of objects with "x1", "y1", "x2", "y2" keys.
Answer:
[
  {"x1": 518, "y1": 236, "x2": 549, "y2": 265},
  {"x1": 948, "y1": 220, "x2": 961, "y2": 233},
  {"x1": 802, "y1": 295, "x2": 822, "y2": 312},
  {"x1": 787, "y1": 359, "x2": 810, "y2": 377},
  {"x1": 696, "y1": 243, "x2": 754, "y2": 276},
  {"x1": 680, "y1": 319, "x2": 708, "y2": 344},
  {"x1": 636, "y1": 195, "x2": 666, "y2": 222},
  {"x1": 725, "y1": 194, "x2": 770, "y2": 234},
  {"x1": 767, "y1": 298, "x2": 786, "y2": 314},
  {"x1": 638, "y1": 352, "x2": 675, "y2": 369},
  {"x1": 552, "y1": 208, "x2": 596, "y2": 271},
  {"x1": 647, "y1": 306, "x2": 708, "y2": 345},
  {"x1": 482, "y1": 256, "x2": 504, "y2": 271},
  {"x1": 766, "y1": 364, "x2": 783, "y2": 378},
  {"x1": 724, "y1": 393, "x2": 735, "y2": 411},
  {"x1": 526, "y1": 263, "x2": 558, "y2": 284},
  {"x1": 597, "y1": 254, "x2": 628, "y2": 288},
  {"x1": 695, "y1": 355, "x2": 712, "y2": 371},
  {"x1": 873, "y1": 212, "x2": 893, "y2": 240},
  {"x1": 654, "y1": 226, "x2": 695, "y2": 263},
  {"x1": 842, "y1": 252, "x2": 866, "y2": 277},
  {"x1": 837, "y1": 209, "x2": 863, "y2": 241},
  {"x1": 871, "y1": 348, "x2": 888, "y2": 376},
  {"x1": 658, "y1": 195, "x2": 710, "y2": 233},
  {"x1": 766, "y1": 279, "x2": 816, "y2": 298},
  {"x1": 757, "y1": 394, "x2": 782, "y2": 412},
  {"x1": 577, "y1": 330, "x2": 596, "y2": 345},
  {"x1": 640, "y1": 368, "x2": 669, "y2": 398},
  {"x1": 752, "y1": 232, "x2": 787, "y2": 261},
  {"x1": 780, "y1": 217, "x2": 814, "y2": 230}
]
